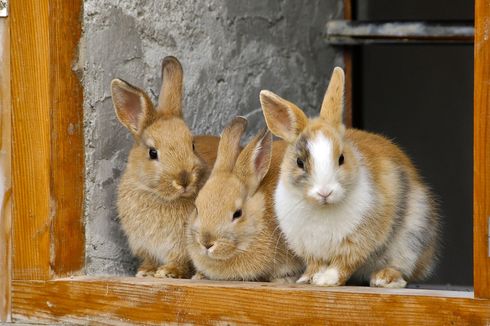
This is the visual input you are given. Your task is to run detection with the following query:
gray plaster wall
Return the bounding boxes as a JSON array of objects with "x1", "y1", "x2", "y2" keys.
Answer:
[{"x1": 81, "y1": 0, "x2": 343, "y2": 275}]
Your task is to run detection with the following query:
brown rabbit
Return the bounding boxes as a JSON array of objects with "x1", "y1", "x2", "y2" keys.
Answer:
[
  {"x1": 260, "y1": 67, "x2": 440, "y2": 288},
  {"x1": 187, "y1": 117, "x2": 304, "y2": 281},
  {"x1": 111, "y1": 56, "x2": 219, "y2": 278}
]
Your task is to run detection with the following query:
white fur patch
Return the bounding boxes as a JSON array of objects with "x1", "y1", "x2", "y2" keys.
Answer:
[
  {"x1": 404, "y1": 188, "x2": 429, "y2": 228},
  {"x1": 312, "y1": 267, "x2": 340, "y2": 286},
  {"x1": 307, "y1": 134, "x2": 340, "y2": 203},
  {"x1": 308, "y1": 134, "x2": 334, "y2": 191},
  {"x1": 275, "y1": 154, "x2": 373, "y2": 260},
  {"x1": 384, "y1": 185, "x2": 431, "y2": 276}
]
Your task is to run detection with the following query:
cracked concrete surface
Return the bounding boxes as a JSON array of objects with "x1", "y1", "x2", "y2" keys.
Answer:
[{"x1": 82, "y1": 0, "x2": 343, "y2": 275}]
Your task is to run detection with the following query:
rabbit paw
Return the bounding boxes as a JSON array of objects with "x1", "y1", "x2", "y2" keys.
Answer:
[
  {"x1": 135, "y1": 268, "x2": 156, "y2": 278},
  {"x1": 311, "y1": 267, "x2": 342, "y2": 286},
  {"x1": 154, "y1": 265, "x2": 185, "y2": 279},
  {"x1": 191, "y1": 271, "x2": 208, "y2": 280},
  {"x1": 296, "y1": 274, "x2": 312, "y2": 284},
  {"x1": 370, "y1": 267, "x2": 407, "y2": 288}
]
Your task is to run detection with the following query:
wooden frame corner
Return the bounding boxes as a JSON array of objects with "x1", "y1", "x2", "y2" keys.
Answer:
[{"x1": 1, "y1": 0, "x2": 489, "y2": 323}]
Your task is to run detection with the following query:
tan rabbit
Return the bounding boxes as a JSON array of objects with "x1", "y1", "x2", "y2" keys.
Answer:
[
  {"x1": 111, "y1": 56, "x2": 219, "y2": 278},
  {"x1": 187, "y1": 117, "x2": 304, "y2": 281},
  {"x1": 259, "y1": 67, "x2": 440, "y2": 288}
]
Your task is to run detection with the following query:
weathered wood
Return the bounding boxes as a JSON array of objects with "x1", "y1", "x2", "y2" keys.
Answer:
[
  {"x1": 10, "y1": 0, "x2": 51, "y2": 280},
  {"x1": 49, "y1": 0, "x2": 85, "y2": 277},
  {"x1": 6, "y1": 0, "x2": 489, "y2": 324},
  {"x1": 0, "y1": 17, "x2": 12, "y2": 323},
  {"x1": 10, "y1": 0, "x2": 85, "y2": 280},
  {"x1": 474, "y1": 0, "x2": 490, "y2": 299},
  {"x1": 326, "y1": 20, "x2": 474, "y2": 44},
  {"x1": 11, "y1": 278, "x2": 490, "y2": 325}
]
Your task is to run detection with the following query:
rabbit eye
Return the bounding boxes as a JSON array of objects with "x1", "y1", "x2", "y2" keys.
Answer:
[
  {"x1": 192, "y1": 142, "x2": 196, "y2": 151},
  {"x1": 296, "y1": 158, "x2": 305, "y2": 169},
  {"x1": 232, "y1": 209, "x2": 242, "y2": 221},
  {"x1": 339, "y1": 154, "x2": 344, "y2": 166},
  {"x1": 149, "y1": 147, "x2": 158, "y2": 160}
]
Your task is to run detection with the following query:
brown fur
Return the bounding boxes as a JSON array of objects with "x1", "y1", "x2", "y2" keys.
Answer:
[
  {"x1": 112, "y1": 56, "x2": 219, "y2": 278},
  {"x1": 260, "y1": 67, "x2": 440, "y2": 287},
  {"x1": 187, "y1": 118, "x2": 304, "y2": 281}
]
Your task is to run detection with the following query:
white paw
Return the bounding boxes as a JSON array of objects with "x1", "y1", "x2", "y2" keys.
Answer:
[
  {"x1": 371, "y1": 276, "x2": 407, "y2": 288},
  {"x1": 296, "y1": 274, "x2": 311, "y2": 284},
  {"x1": 311, "y1": 268, "x2": 340, "y2": 286}
]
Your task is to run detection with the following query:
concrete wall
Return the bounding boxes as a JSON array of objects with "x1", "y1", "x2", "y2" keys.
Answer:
[{"x1": 81, "y1": 0, "x2": 343, "y2": 274}]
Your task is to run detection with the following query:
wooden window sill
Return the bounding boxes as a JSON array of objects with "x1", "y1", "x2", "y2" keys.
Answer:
[{"x1": 12, "y1": 277, "x2": 490, "y2": 324}]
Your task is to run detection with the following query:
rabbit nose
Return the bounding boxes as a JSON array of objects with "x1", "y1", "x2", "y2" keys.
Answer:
[
  {"x1": 199, "y1": 233, "x2": 215, "y2": 250},
  {"x1": 177, "y1": 170, "x2": 190, "y2": 188},
  {"x1": 203, "y1": 242, "x2": 215, "y2": 250},
  {"x1": 317, "y1": 190, "x2": 333, "y2": 199}
]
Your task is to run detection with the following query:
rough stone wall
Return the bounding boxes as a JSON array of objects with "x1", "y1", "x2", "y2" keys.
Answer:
[{"x1": 82, "y1": 0, "x2": 343, "y2": 274}]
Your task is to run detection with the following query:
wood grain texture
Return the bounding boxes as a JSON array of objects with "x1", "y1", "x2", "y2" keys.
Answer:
[
  {"x1": 474, "y1": 0, "x2": 490, "y2": 299},
  {"x1": 11, "y1": 278, "x2": 490, "y2": 325},
  {"x1": 10, "y1": 0, "x2": 85, "y2": 280},
  {"x1": 10, "y1": 0, "x2": 51, "y2": 280},
  {"x1": 343, "y1": 0, "x2": 353, "y2": 127},
  {"x1": 0, "y1": 18, "x2": 12, "y2": 323},
  {"x1": 49, "y1": 0, "x2": 84, "y2": 277}
]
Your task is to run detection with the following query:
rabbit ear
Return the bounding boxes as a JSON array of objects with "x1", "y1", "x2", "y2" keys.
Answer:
[
  {"x1": 213, "y1": 117, "x2": 248, "y2": 174},
  {"x1": 111, "y1": 79, "x2": 154, "y2": 136},
  {"x1": 234, "y1": 129, "x2": 272, "y2": 194},
  {"x1": 260, "y1": 90, "x2": 308, "y2": 143},
  {"x1": 320, "y1": 67, "x2": 345, "y2": 128},
  {"x1": 157, "y1": 56, "x2": 183, "y2": 117}
]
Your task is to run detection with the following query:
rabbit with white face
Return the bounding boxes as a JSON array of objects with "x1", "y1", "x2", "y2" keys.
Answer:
[
  {"x1": 260, "y1": 67, "x2": 440, "y2": 288},
  {"x1": 111, "y1": 56, "x2": 219, "y2": 278},
  {"x1": 187, "y1": 117, "x2": 304, "y2": 281}
]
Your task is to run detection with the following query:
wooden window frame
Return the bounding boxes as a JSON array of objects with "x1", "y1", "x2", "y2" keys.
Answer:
[{"x1": 0, "y1": 0, "x2": 489, "y2": 323}]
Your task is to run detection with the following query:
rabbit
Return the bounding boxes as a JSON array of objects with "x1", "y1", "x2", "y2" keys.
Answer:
[
  {"x1": 187, "y1": 117, "x2": 305, "y2": 282},
  {"x1": 259, "y1": 67, "x2": 440, "y2": 288},
  {"x1": 111, "y1": 56, "x2": 219, "y2": 278}
]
